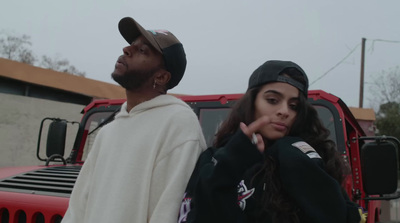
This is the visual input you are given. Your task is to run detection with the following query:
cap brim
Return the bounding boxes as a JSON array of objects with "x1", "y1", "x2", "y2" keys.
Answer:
[{"x1": 118, "y1": 17, "x2": 162, "y2": 54}]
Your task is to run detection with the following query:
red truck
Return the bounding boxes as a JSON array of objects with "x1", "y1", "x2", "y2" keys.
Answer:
[{"x1": 0, "y1": 90, "x2": 399, "y2": 223}]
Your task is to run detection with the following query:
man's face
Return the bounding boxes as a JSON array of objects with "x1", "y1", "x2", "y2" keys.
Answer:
[{"x1": 112, "y1": 35, "x2": 165, "y2": 90}]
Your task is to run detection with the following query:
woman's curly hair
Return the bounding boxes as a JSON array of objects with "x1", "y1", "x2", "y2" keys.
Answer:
[{"x1": 214, "y1": 68, "x2": 349, "y2": 222}]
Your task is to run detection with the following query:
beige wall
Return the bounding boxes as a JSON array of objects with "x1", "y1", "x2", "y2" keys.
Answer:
[{"x1": 0, "y1": 93, "x2": 85, "y2": 168}]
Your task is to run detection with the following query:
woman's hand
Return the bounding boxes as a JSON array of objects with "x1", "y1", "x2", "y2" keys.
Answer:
[{"x1": 239, "y1": 116, "x2": 269, "y2": 153}]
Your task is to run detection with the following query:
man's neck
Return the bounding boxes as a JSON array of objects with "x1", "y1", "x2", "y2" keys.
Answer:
[{"x1": 125, "y1": 89, "x2": 162, "y2": 112}]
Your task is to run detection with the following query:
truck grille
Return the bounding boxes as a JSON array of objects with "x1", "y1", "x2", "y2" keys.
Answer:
[{"x1": 0, "y1": 166, "x2": 81, "y2": 197}]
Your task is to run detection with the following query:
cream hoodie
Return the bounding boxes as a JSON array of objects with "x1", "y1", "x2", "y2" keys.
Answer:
[{"x1": 62, "y1": 95, "x2": 206, "y2": 223}]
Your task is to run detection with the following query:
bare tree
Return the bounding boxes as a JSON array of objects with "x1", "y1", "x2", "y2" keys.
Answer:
[
  {"x1": 368, "y1": 66, "x2": 400, "y2": 109},
  {"x1": 0, "y1": 31, "x2": 85, "y2": 76},
  {"x1": 0, "y1": 31, "x2": 36, "y2": 65},
  {"x1": 368, "y1": 66, "x2": 400, "y2": 138},
  {"x1": 40, "y1": 55, "x2": 86, "y2": 77}
]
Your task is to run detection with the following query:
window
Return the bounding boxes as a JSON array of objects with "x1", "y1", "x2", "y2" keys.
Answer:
[
  {"x1": 314, "y1": 105, "x2": 337, "y2": 145},
  {"x1": 81, "y1": 111, "x2": 115, "y2": 160},
  {"x1": 199, "y1": 108, "x2": 232, "y2": 147}
]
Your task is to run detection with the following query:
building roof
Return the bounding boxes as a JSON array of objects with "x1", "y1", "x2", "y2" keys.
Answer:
[
  {"x1": 349, "y1": 107, "x2": 376, "y2": 121},
  {"x1": 0, "y1": 58, "x2": 379, "y2": 122},
  {"x1": 0, "y1": 58, "x2": 126, "y2": 99}
]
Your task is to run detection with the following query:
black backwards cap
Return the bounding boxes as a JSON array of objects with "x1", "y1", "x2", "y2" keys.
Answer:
[
  {"x1": 118, "y1": 17, "x2": 187, "y2": 90},
  {"x1": 248, "y1": 60, "x2": 309, "y2": 97}
]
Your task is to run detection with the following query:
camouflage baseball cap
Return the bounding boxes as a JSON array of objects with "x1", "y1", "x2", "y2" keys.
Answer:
[{"x1": 118, "y1": 17, "x2": 187, "y2": 90}]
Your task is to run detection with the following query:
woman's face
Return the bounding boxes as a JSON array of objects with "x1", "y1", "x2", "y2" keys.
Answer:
[{"x1": 254, "y1": 82, "x2": 300, "y2": 141}]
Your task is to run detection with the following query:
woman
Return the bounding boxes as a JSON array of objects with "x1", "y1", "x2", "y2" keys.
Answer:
[{"x1": 178, "y1": 60, "x2": 361, "y2": 223}]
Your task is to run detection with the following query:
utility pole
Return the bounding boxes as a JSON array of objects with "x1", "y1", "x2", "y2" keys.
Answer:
[{"x1": 359, "y1": 38, "x2": 366, "y2": 108}]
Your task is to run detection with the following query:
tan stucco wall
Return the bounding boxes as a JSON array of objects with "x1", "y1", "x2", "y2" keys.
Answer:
[{"x1": 0, "y1": 93, "x2": 85, "y2": 167}]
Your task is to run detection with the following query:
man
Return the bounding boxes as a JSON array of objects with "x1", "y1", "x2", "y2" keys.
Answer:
[{"x1": 61, "y1": 17, "x2": 206, "y2": 223}]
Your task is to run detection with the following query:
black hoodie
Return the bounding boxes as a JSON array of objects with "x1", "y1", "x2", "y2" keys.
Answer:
[{"x1": 178, "y1": 130, "x2": 361, "y2": 223}]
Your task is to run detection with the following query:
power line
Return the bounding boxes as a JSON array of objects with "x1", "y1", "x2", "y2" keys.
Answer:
[
  {"x1": 310, "y1": 43, "x2": 360, "y2": 86},
  {"x1": 369, "y1": 38, "x2": 400, "y2": 52},
  {"x1": 310, "y1": 38, "x2": 400, "y2": 86}
]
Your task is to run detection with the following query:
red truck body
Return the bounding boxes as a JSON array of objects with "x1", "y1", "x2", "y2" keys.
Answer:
[{"x1": 0, "y1": 90, "x2": 399, "y2": 223}]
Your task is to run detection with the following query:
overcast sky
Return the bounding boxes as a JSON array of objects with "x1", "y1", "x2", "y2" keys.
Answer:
[{"x1": 1, "y1": 0, "x2": 399, "y2": 108}]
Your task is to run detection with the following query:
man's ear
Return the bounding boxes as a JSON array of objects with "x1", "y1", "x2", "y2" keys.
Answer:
[{"x1": 155, "y1": 70, "x2": 171, "y2": 87}]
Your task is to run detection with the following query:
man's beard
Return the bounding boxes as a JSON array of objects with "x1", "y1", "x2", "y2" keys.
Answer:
[{"x1": 111, "y1": 68, "x2": 158, "y2": 91}]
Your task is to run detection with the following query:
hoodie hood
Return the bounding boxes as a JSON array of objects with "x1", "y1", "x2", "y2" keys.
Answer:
[{"x1": 115, "y1": 95, "x2": 190, "y2": 119}]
